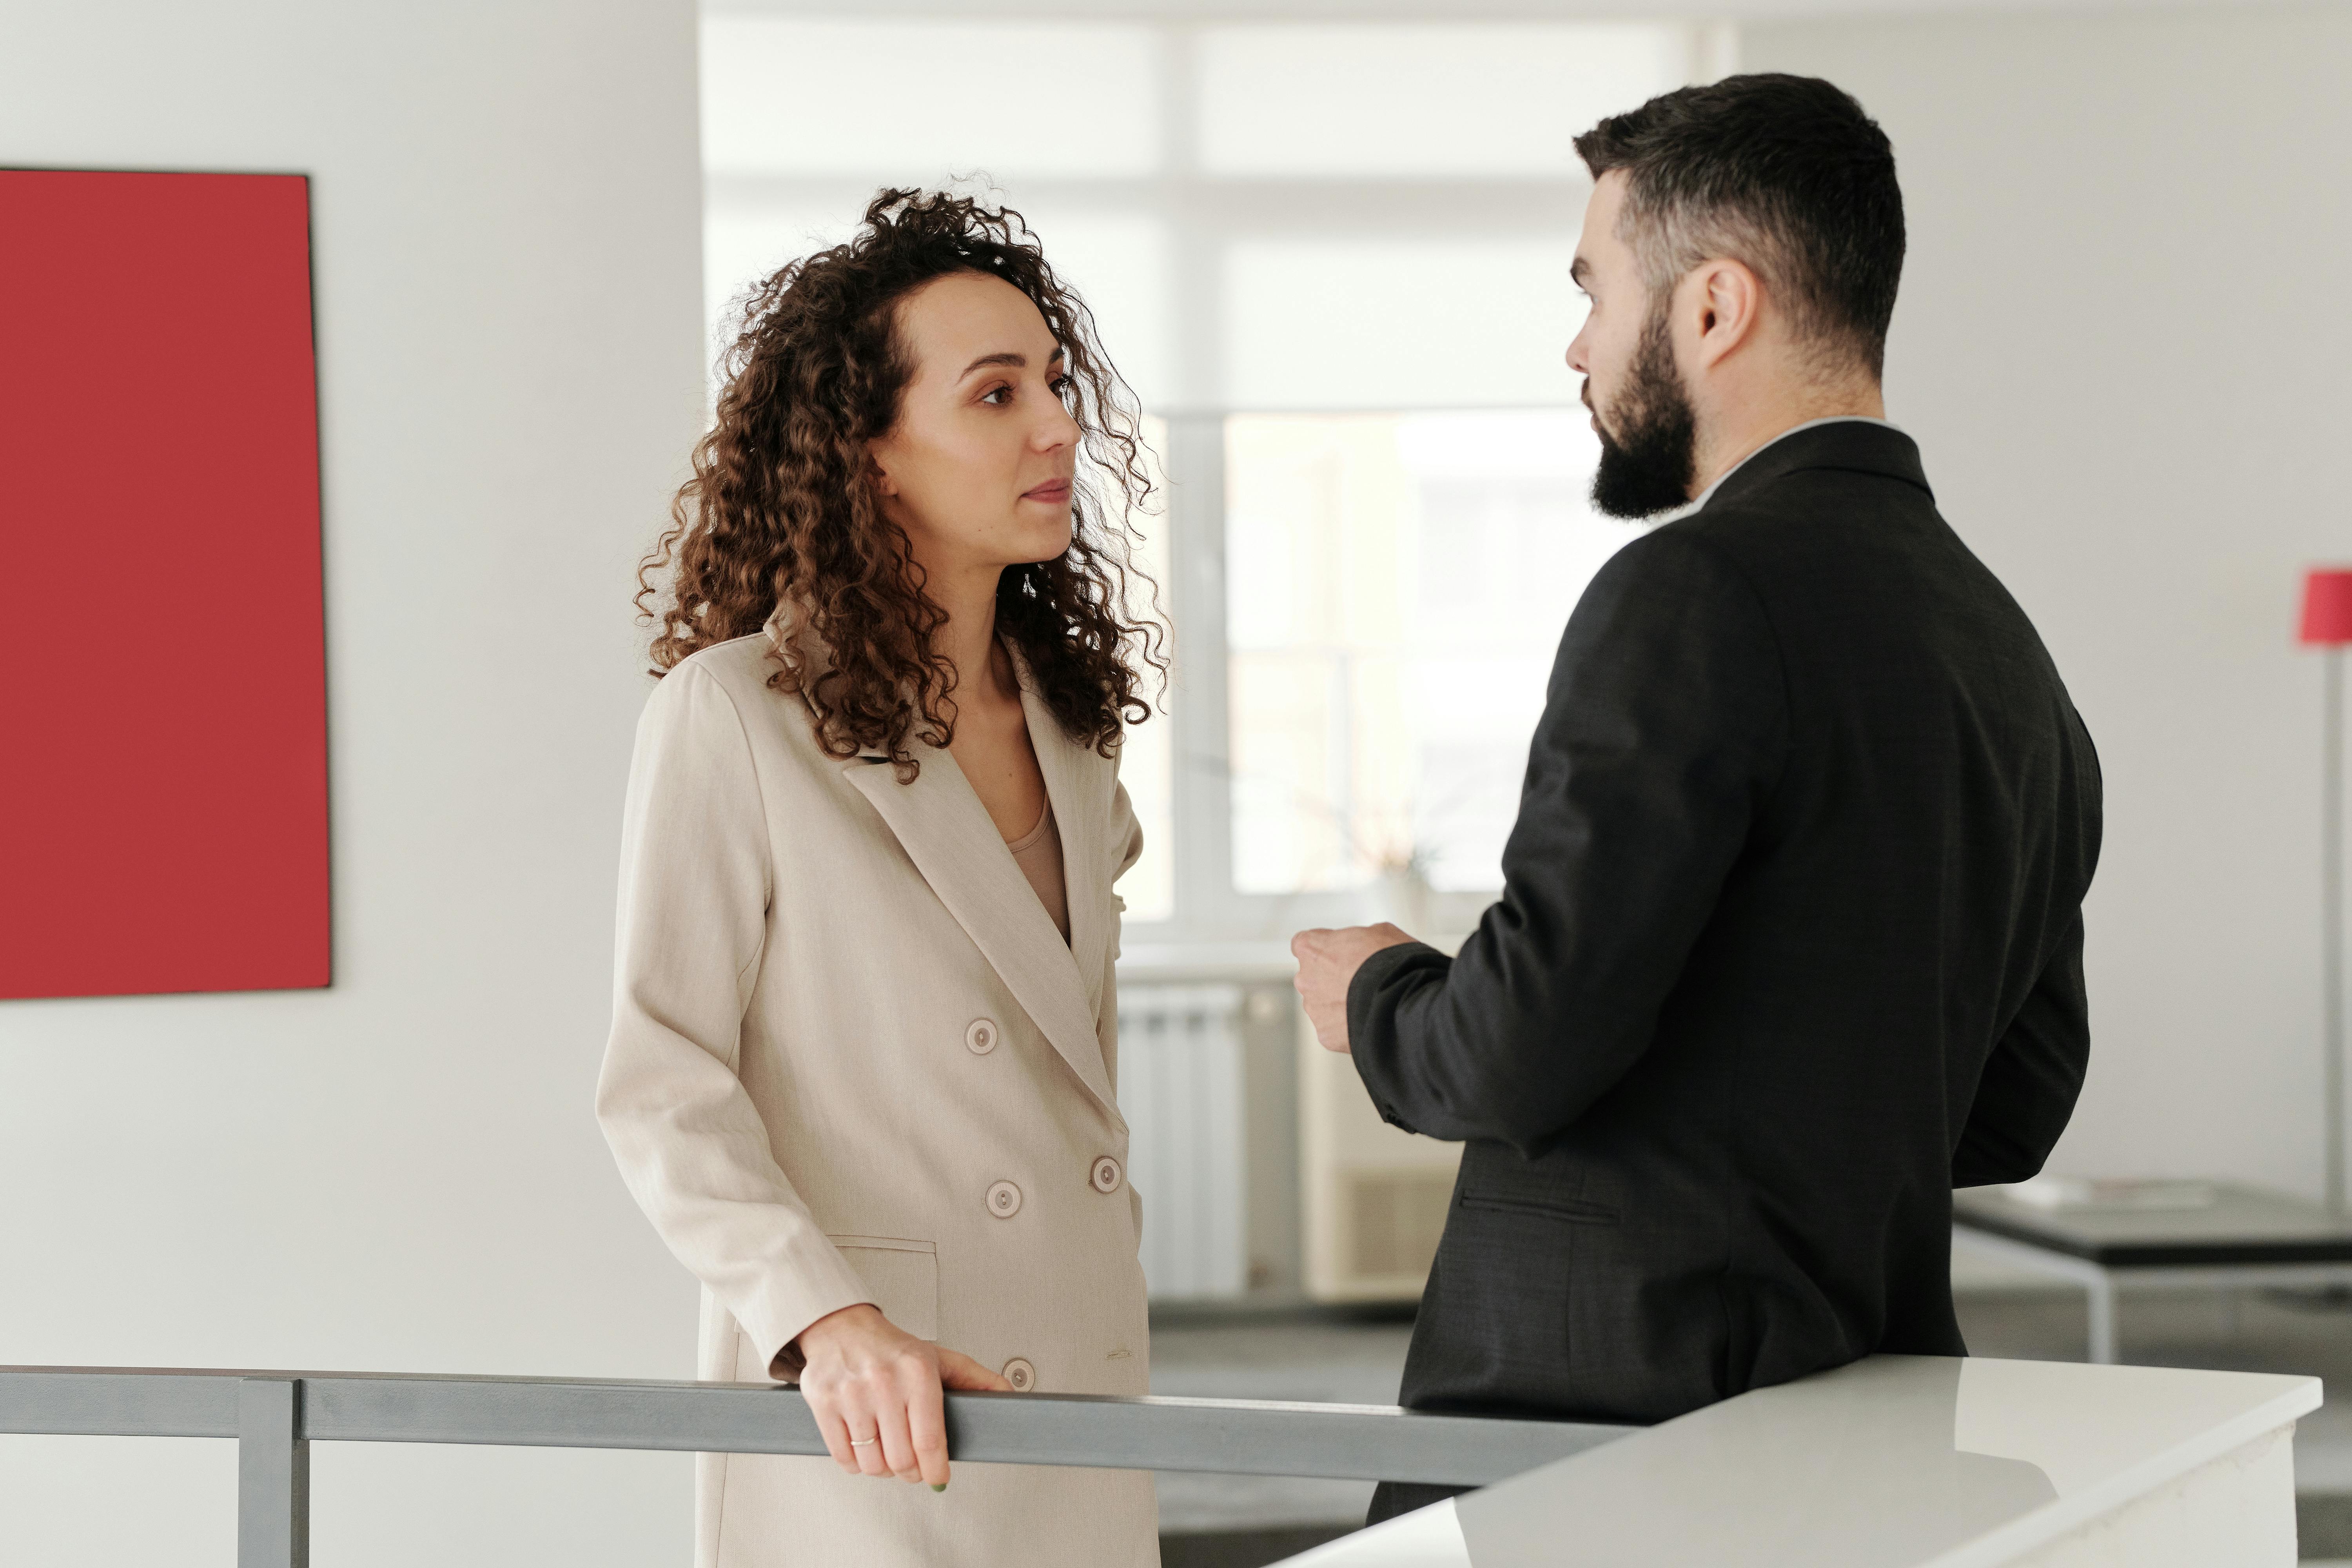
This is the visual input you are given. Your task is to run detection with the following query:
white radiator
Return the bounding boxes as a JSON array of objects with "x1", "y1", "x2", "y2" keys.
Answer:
[{"x1": 1116, "y1": 984, "x2": 1248, "y2": 1300}]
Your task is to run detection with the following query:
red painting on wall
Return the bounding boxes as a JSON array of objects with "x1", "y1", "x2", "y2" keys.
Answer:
[{"x1": 0, "y1": 169, "x2": 329, "y2": 1000}]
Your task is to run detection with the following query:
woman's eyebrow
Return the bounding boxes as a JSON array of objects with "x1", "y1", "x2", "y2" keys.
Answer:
[
  {"x1": 957, "y1": 346, "x2": 1067, "y2": 381},
  {"x1": 959, "y1": 350, "x2": 1025, "y2": 379}
]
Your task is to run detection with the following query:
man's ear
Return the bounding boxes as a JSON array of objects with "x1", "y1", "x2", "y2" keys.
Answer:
[{"x1": 1691, "y1": 258, "x2": 1763, "y2": 370}]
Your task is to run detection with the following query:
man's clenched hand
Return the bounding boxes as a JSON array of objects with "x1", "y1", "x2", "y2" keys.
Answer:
[{"x1": 1291, "y1": 924, "x2": 1416, "y2": 1055}]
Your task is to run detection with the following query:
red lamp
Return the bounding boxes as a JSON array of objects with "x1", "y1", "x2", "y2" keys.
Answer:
[
  {"x1": 2301, "y1": 571, "x2": 2352, "y2": 647},
  {"x1": 2302, "y1": 569, "x2": 2352, "y2": 1213}
]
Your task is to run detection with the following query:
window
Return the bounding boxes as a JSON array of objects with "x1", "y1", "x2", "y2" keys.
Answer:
[
  {"x1": 1225, "y1": 411, "x2": 1646, "y2": 899},
  {"x1": 699, "y1": 14, "x2": 1708, "y2": 938}
]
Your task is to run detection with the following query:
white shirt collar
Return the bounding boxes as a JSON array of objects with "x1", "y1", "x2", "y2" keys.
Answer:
[{"x1": 1677, "y1": 416, "x2": 1903, "y2": 517}]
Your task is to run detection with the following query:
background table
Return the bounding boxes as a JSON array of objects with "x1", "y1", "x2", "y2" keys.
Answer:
[{"x1": 1953, "y1": 1182, "x2": 2352, "y2": 1363}]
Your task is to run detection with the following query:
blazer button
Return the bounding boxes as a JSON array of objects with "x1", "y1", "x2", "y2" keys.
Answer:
[
  {"x1": 1091, "y1": 1156, "x2": 1122, "y2": 1194},
  {"x1": 986, "y1": 1180, "x2": 1023, "y2": 1218},
  {"x1": 965, "y1": 1018, "x2": 998, "y2": 1055},
  {"x1": 1002, "y1": 1357, "x2": 1036, "y2": 1393}
]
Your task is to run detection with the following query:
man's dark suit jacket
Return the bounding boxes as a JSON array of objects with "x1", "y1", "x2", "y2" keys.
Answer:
[{"x1": 1350, "y1": 421, "x2": 2100, "y2": 1523}]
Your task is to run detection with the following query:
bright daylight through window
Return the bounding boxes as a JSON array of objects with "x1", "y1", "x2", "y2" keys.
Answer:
[{"x1": 699, "y1": 14, "x2": 1707, "y2": 938}]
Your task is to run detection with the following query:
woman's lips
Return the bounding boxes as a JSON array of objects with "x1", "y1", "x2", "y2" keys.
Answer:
[{"x1": 1023, "y1": 479, "x2": 1071, "y2": 503}]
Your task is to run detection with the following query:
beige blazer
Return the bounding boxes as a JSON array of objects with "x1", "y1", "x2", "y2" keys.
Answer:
[{"x1": 596, "y1": 629, "x2": 1155, "y2": 1568}]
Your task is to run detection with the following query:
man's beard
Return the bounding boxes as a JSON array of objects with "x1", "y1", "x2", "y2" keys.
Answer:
[{"x1": 1589, "y1": 309, "x2": 1698, "y2": 520}]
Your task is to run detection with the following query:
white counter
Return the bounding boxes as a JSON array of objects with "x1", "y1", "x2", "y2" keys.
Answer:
[{"x1": 1276, "y1": 1355, "x2": 2321, "y2": 1568}]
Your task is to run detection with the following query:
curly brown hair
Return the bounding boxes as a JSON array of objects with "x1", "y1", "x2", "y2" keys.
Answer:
[{"x1": 638, "y1": 188, "x2": 1165, "y2": 781}]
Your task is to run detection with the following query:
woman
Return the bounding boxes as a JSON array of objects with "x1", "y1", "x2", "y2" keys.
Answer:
[{"x1": 597, "y1": 189, "x2": 1165, "y2": 1566}]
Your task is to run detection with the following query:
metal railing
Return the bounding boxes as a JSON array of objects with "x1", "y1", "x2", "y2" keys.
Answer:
[{"x1": 1, "y1": 1365, "x2": 1632, "y2": 1567}]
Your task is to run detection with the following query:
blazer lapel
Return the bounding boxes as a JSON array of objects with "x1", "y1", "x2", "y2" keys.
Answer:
[
  {"x1": 842, "y1": 738, "x2": 1120, "y2": 1122},
  {"x1": 1020, "y1": 671, "x2": 1112, "y2": 1026}
]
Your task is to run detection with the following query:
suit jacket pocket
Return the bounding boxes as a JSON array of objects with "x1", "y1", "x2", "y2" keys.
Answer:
[
  {"x1": 830, "y1": 1235, "x2": 940, "y2": 1341},
  {"x1": 1456, "y1": 1190, "x2": 1619, "y2": 1225}
]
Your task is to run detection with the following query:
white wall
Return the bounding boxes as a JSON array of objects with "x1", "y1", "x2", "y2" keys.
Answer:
[
  {"x1": 1744, "y1": 4, "x2": 2352, "y2": 1193},
  {"x1": 0, "y1": 3, "x2": 709, "y2": 1563}
]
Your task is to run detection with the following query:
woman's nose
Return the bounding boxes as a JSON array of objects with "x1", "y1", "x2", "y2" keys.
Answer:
[{"x1": 1034, "y1": 401, "x2": 1080, "y2": 451}]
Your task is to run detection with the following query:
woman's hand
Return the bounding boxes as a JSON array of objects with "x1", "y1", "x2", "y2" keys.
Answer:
[{"x1": 790, "y1": 1303, "x2": 1014, "y2": 1489}]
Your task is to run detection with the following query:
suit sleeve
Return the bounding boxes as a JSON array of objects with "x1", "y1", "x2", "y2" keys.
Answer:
[
  {"x1": 595, "y1": 662, "x2": 872, "y2": 1379},
  {"x1": 1952, "y1": 913, "x2": 2091, "y2": 1188},
  {"x1": 1347, "y1": 528, "x2": 1789, "y2": 1155}
]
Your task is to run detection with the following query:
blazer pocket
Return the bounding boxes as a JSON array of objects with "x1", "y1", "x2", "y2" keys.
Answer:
[
  {"x1": 829, "y1": 1236, "x2": 940, "y2": 1341},
  {"x1": 1456, "y1": 1191, "x2": 1619, "y2": 1225}
]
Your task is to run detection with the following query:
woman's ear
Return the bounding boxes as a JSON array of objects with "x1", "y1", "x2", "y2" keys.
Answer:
[{"x1": 866, "y1": 442, "x2": 900, "y2": 498}]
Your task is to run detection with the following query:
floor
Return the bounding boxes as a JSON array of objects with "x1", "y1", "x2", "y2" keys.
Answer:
[
  {"x1": 1150, "y1": 1309, "x2": 1412, "y2": 1561},
  {"x1": 1148, "y1": 1281, "x2": 2352, "y2": 1566}
]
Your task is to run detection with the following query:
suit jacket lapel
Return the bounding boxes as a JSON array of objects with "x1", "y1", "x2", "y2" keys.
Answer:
[{"x1": 841, "y1": 731, "x2": 1120, "y2": 1122}]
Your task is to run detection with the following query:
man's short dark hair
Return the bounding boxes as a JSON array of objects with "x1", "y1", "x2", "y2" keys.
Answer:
[{"x1": 1574, "y1": 74, "x2": 1904, "y2": 380}]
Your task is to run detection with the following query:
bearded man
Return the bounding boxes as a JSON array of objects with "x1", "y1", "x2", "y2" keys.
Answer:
[{"x1": 1291, "y1": 73, "x2": 2103, "y2": 1526}]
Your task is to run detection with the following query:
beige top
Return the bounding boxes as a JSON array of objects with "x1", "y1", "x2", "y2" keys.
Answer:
[{"x1": 1007, "y1": 796, "x2": 1070, "y2": 943}]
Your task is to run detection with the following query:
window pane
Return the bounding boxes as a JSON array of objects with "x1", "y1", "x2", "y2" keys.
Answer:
[
  {"x1": 1222, "y1": 237, "x2": 1586, "y2": 410},
  {"x1": 701, "y1": 18, "x2": 1163, "y2": 179},
  {"x1": 1197, "y1": 24, "x2": 1691, "y2": 178},
  {"x1": 1225, "y1": 410, "x2": 1647, "y2": 895}
]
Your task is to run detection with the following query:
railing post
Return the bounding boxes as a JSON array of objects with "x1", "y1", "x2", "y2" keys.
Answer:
[{"x1": 238, "y1": 1377, "x2": 309, "y2": 1568}]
